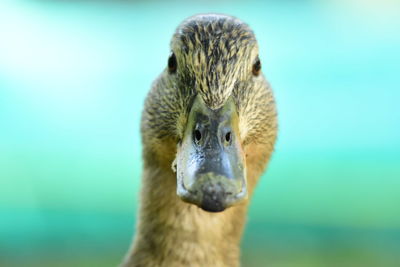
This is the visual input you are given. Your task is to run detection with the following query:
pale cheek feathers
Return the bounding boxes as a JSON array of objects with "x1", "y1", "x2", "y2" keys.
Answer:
[{"x1": 233, "y1": 79, "x2": 277, "y2": 146}]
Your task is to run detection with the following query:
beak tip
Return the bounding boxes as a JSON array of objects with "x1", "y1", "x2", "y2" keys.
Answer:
[
  {"x1": 201, "y1": 205, "x2": 226, "y2": 213},
  {"x1": 177, "y1": 173, "x2": 247, "y2": 212}
]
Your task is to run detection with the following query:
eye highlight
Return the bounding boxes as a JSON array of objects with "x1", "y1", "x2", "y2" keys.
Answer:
[
  {"x1": 252, "y1": 56, "x2": 261, "y2": 76},
  {"x1": 168, "y1": 52, "x2": 177, "y2": 73}
]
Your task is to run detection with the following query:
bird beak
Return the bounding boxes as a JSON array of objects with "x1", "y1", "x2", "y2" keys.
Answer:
[{"x1": 175, "y1": 95, "x2": 247, "y2": 212}]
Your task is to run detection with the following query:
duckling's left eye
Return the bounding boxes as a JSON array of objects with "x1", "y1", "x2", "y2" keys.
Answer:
[
  {"x1": 252, "y1": 56, "x2": 261, "y2": 76},
  {"x1": 168, "y1": 52, "x2": 177, "y2": 74}
]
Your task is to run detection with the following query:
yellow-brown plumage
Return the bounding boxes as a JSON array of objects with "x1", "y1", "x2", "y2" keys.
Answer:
[{"x1": 123, "y1": 13, "x2": 277, "y2": 267}]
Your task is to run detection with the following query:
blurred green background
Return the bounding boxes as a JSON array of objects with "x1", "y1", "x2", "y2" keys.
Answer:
[{"x1": 1, "y1": 0, "x2": 399, "y2": 266}]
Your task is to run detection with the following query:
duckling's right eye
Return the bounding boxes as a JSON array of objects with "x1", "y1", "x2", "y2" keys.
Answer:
[
  {"x1": 252, "y1": 56, "x2": 261, "y2": 76},
  {"x1": 168, "y1": 52, "x2": 177, "y2": 73}
]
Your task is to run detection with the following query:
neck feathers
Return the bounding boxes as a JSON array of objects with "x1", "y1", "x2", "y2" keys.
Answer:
[{"x1": 123, "y1": 157, "x2": 248, "y2": 267}]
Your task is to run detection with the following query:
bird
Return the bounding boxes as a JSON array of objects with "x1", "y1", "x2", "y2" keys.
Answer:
[{"x1": 122, "y1": 13, "x2": 277, "y2": 267}]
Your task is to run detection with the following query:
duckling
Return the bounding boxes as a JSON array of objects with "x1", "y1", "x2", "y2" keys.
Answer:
[{"x1": 123, "y1": 14, "x2": 277, "y2": 267}]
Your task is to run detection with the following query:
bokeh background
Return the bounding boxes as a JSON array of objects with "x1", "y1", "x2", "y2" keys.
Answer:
[{"x1": 1, "y1": 0, "x2": 399, "y2": 266}]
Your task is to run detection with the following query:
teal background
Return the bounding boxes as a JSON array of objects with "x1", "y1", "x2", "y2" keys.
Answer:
[{"x1": 1, "y1": 0, "x2": 399, "y2": 266}]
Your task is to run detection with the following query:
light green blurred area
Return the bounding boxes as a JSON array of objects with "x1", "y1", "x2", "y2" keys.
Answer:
[{"x1": 1, "y1": 0, "x2": 399, "y2": 266}]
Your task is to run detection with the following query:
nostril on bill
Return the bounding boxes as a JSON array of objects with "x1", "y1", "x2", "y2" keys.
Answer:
[
  {"x1": 193, "y1": 129, "x2": 202, "y2": 145},
  {"x1": 225, "y1": 132, "x2": 231, "y2": 143}
]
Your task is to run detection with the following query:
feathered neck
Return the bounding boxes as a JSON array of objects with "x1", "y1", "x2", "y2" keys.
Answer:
[{"x1": 123, "y1": 155, "x2": 248, "y2": 267}]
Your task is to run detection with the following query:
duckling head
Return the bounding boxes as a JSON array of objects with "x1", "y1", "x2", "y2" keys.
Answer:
[{"x1": 152, "y1": 14, "x2": 271, "y2": 212}]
